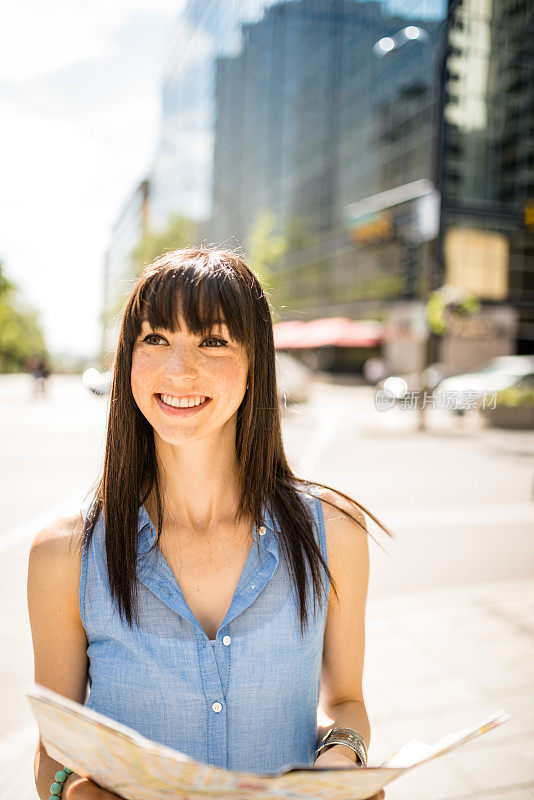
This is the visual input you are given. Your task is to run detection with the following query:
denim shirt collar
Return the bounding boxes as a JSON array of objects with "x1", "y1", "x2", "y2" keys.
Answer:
[
  {"x1": 135, "y1": 502, "x2": 280, "y2": 637},
  {"x1": 136, "y1": 502, "x2": 278, "y2": 554}
]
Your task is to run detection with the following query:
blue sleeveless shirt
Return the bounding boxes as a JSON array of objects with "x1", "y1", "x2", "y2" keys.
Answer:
[{"x1": 79, "y1": 486, "x2": 329, "y2": 774}]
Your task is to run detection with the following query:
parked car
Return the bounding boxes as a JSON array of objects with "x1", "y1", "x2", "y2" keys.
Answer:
[
  {"x1": 435, "y1": 355, "x2": 534, "y2": 412},
  {"x1": 82, "y1": 351, "x2": 313, "y2": 405},
  {"x1": 275, "y1": 350, "x2": 314, "y2": 405},
  {"x1": 375, "y1": 362, "x2": 456, "y2": 403},
  {"x1": 82, "y1": 367, "x2": 112, "y2": 396}
]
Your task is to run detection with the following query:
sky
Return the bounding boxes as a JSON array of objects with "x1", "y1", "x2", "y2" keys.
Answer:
[{"x1": 0, "y1": 0, "x2": 185, "y2": 360}]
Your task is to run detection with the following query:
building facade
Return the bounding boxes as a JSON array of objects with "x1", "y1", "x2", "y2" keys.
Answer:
[
  {"x1": 104, "y1": 0, "x2": 533, "y2": 369},
  {"x1": 102, "y1": 178, "x2": 150, "y2": 361},
  {"x1": 148, "y1": 0, "x2": 296, "y2": 231},
  {"x1": 208, "y1": 0, "x2": 532, "y2": 366},
  {"x1": 440, "y1": 0, "x2": 534, "y2": 355}
]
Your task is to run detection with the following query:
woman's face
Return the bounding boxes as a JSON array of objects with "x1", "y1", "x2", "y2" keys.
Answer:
[{"x1": 131, "y1": 312, "x2": 249, "y2": 446}]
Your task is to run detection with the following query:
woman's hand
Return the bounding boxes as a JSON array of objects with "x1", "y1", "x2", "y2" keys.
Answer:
[
  {"x1": 313, "y1": 749, "x2": 385, "y2": 800},
  {"x1": 65, "y1": 777, "x2": 125, "y2": 799}
]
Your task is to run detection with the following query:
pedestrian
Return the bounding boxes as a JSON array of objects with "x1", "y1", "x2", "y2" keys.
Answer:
[
  {"x1": 29, "y1": 354, "x2": 51, "y2": 398},
  {"x1": 28, "y1": 248, "x2": 392, "y2": 800}
]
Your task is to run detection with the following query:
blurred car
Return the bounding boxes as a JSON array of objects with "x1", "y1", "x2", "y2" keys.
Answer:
[
  {"x1": 275, "y1": 350, "x2": 314, "y2": 405},
  {"x1": 375, "y1": 362, "x2": 455, "y2": 403},
  {"x1": 435, "y1": 355, "x2": 534, "y2": 412},
  {"x1": 82, "y1": 351, "x2": 313, "y2": 405},
  {"x1": 82, "y1": 367, "x2": 113, "y2": 396}
]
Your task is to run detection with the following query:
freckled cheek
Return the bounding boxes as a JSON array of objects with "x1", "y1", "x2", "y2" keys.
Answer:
[
  {"x1": 130, "y1": 354, "x2": 155, "y2": 405},
  {"x1": 212, "y1": 358, "x2": 248, "y2": 396}
]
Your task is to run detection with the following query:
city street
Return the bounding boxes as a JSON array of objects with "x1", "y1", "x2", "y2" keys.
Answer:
[{"x1": 1, "y1": 373, "x2": 533, "y2": 799}]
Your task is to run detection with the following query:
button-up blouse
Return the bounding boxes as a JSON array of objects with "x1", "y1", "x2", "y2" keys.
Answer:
[{"x1": 79, "y1": 485, "x2": 329, "y2": 774}]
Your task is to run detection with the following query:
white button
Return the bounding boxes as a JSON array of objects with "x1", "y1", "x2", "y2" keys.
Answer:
[
  {"x1": 211, "y1": 701, "x2": 222, "y2": 713},
  {"x1": 223, "y1": 635, "x2": 231, "y2": 646},
  {"x1": 250, "y1": 584, "x2": 255, "y2": 589},
  {"x1": 259, "y1": 526, "x2": 266, "y2": 536}
]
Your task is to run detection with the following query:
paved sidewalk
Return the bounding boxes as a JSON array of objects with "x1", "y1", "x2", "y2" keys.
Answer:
[{"x1": 365, "y1": 577, "x2": 534, "y2": 799}]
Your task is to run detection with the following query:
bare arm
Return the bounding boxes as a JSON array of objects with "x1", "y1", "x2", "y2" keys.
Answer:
[
  {"x1": 27, "y1": 513, "x2": 118, "y2": 799},
  {"x1": 316, "y1": 489, "x2": 372, "y2": 766}
]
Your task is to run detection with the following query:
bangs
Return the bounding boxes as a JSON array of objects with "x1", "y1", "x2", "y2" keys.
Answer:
[{"x1": 133, "y1": 256, "x2": 252, "y2": 346}]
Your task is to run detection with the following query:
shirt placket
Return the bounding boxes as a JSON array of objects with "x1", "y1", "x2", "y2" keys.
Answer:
[{"x1": 135, "y1": 506, "x2": 280, "y2": 768}]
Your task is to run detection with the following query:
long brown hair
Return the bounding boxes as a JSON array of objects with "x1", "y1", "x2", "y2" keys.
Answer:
[{"x1": 82, "y1": 247, "x2": 392, "y2": 635}]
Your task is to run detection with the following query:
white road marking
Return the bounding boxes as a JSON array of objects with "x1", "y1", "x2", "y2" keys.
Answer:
[
  {"x1": 0, "y1": 494, "x2": 88, "y2": 555},
  {"x1": 293, "y1": 398, "x2": 348, "y2": 473},
  {"x1": 377, "y1": 501, "x2": 534, "y2": 529}
]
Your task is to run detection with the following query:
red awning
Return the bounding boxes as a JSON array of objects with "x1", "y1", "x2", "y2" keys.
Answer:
[{"x1": 273, "y1": 317, "x2": 383, "y2": 349}]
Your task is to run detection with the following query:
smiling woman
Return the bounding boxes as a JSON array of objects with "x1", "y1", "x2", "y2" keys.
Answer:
[
  {"x1": 27, "y1": 247, "x2": 390, "y2": 800},
  {"x1": 131, "y1": 312, "x2": 248, "y2": 435}
]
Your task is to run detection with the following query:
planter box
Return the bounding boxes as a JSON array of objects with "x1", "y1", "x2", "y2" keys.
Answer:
[{"x1": 481, "y1": 405, "x2": 534, "y2": 429}]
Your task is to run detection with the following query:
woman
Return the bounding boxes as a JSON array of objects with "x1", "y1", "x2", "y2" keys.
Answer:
[{"x1": 28, "y1": 248, "x2": 391, "y2": 800}]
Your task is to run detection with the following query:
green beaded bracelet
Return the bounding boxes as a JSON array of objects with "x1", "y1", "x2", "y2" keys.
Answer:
[{"x1": 49, "y1": 766, "x2": 73, "y2": 800}]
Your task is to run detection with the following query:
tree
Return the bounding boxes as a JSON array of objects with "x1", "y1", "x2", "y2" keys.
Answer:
[
  {"x1": 130, "y1": 213, "x2": 197, "y2": 278},
  {"x1": 0, "y1": 261, "x2": 48, "y2": 373},
  {"x1": 282, "y1": 215, "x2": 317, "y2": 254},
  {"x1": 100, "y1": 213, "x2": 199, "y2": 362},
  {"x1": 425, "y1": 284, "x2": 481, "y2": 335},
  {"x1": 247, "y1": 210, "x2": 287, "y2": 284}
]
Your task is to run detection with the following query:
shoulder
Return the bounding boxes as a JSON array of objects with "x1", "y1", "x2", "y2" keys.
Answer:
[
  {"x1": 315, "y1": 487, "x2": 369, "y2": 594},
  {"x1": 29, "y1": 511, "x2": 85, "y2": 561},
  {"x1": 28, "y1": 512, "x2": 86, "y2": 619},
  {"x1": 317, "y1": 486, "x2": 367, "y2": 535},
  {"x1": 28, "y1": 513, "x2": 89, "y2": 709}
]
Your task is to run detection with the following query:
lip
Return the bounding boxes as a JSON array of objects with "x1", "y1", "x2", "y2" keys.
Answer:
[{"x1": 155, "y1": 394, "x2": 212, "y2": 417}]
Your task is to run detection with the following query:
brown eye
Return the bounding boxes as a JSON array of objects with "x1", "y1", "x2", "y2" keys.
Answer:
[
  {"x1": 202, "y1": 337, "x2": 227, "y2": 348},
  {"x1": 143, "y1": 334, "x2": 165, "y2": 344}
]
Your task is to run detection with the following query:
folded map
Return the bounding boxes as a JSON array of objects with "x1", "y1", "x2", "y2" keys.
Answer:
[{"x1": 26, "y1": 683, "x2": 509, "y2": 800}]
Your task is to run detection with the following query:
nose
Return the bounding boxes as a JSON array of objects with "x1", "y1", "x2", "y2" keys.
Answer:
[{"x1": 166, "y1": 344, "x2": 199, "y2": 380}]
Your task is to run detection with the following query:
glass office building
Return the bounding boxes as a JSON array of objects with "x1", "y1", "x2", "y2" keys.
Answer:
[
  {"x1": 209, "y1": 0, "x2": 443, "y2": 319},
  {"x1": 127, "y1": 0, "x2": 532, "y2": 365},
  {"x1": 149, "y1": 0, "x2": 294, "y2": 229},
  {"x1": 441, "y1": 0, "x2": 534, "y2": 353}
]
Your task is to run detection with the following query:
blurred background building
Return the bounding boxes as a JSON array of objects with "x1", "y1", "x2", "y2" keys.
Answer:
[
  {"x1": 102, "y1": 0, "x2": 533, "y2": 372},
  {"x1": 102, "y1": 178, "x2": 151, "y2": 354}
]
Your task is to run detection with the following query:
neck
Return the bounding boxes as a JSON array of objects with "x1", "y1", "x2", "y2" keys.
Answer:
[{"x1": 144, "y1": 429, "x2": 243, "y2": 535}]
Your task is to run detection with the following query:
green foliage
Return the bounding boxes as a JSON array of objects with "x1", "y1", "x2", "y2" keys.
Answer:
[
  {"x1": 130, "y1": 213, "x2": 197, "y2": 278},
  {"x1": 494, "y1": 386, "x2": 534, "y2": 408},
  {"x1": 282, "y1": 215, "x2": 317, "y2": 254},
  {"x1": 426, "y1": 285, "x2": 481, "y2": 335},
  {"x1": 0, "y1": 266, "x2": 16, "y2": 299},
  {"x1": 101, "y1": 213, "x2": 199, "y2": 357},
  {"x1": 0, "y1": 262, "x2": 48, "y2": 373},
  {"x1": 247, "y1": 210, "x2": 286, "y2": 284},
  {"x1": 247, "y1": 212, "x2": 324, "y2": 316}
]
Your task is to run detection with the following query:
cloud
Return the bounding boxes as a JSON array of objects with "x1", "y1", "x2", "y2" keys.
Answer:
[
  {"x1": 0, "y1": 0, "x2": 185, "y2": 81},
  {"x1": 0, "y1": 0, "x2": 184, "y2": 357}
]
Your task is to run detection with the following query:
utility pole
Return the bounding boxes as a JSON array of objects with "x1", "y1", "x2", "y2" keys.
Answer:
[{"x1": 372, "y1": 24, "x2": 446, "y2": 431}]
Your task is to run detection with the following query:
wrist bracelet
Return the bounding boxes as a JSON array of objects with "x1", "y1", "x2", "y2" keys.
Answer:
[
  {"x1": 316, "y1": 727, "x2": 368, "y2": 767},
  {"x1": 49, "y1": 767, "x2": 73, "y2": 800}
]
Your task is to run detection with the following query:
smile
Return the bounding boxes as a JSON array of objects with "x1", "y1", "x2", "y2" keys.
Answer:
[
  {"x1": 155, "y1": 394, "x2": 212, "y2": 417},
  {"x1": 160, "y1": 394, "x2": 209, "y2": 408}
]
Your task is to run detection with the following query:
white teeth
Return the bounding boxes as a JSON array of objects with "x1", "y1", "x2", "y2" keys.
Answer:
[{"x1": 161, "y1": 394, "x2": 207, "y2": 409}]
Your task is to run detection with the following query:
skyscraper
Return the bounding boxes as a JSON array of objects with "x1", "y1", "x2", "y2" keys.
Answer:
[
  {"x1": 441, "y1": 0, "x2": 534, "y2": 353},
  {"x1": 105, "y1": 0, "x2": 531, "y2": 367}
]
